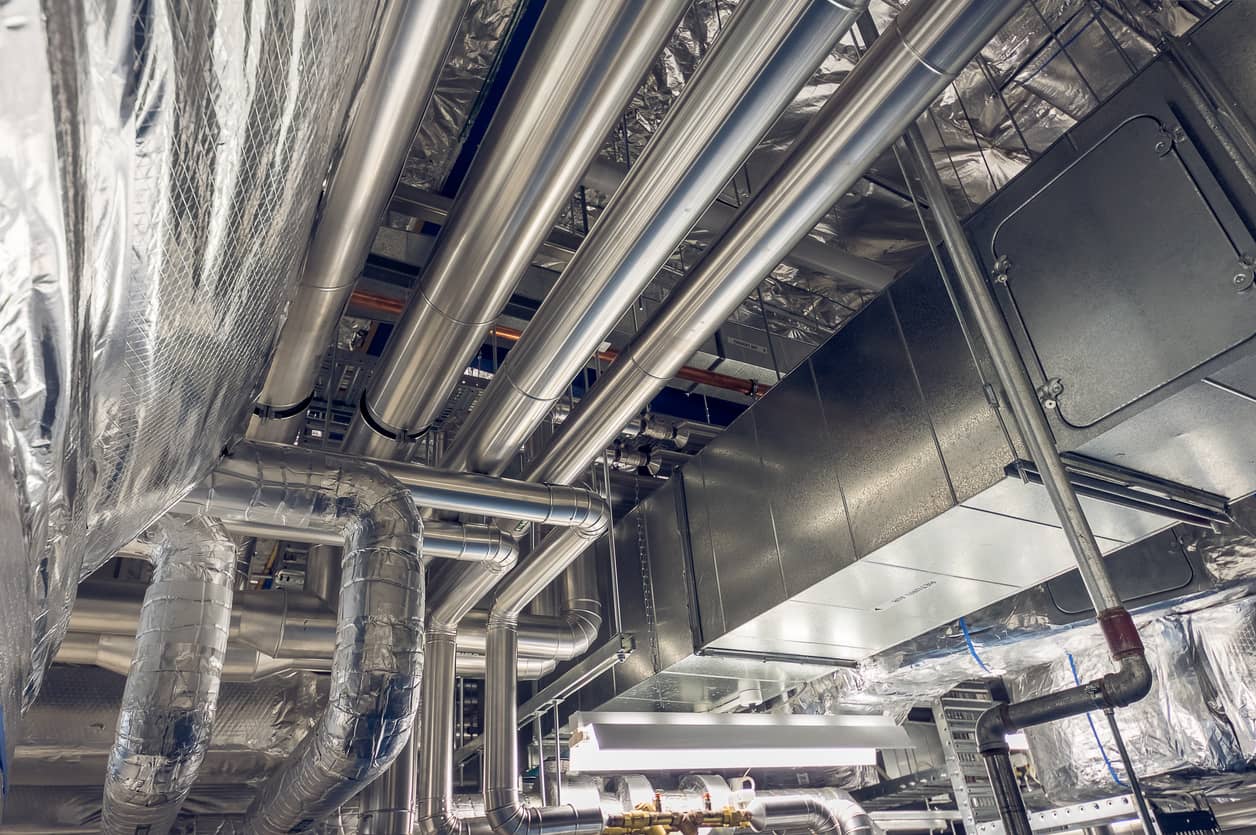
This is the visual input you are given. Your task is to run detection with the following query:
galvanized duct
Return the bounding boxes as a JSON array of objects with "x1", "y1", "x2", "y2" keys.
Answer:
[
  {"x1": 342, "y1": 0, "x2": 690, "y2": 458},
  {"x1": 442, "y1": 0, "x2": 871, "y2": 477},
  {"x1": 0, "y1": 0, "x2": 379, "y2": 769},
  {"x1": 526, "y1": 0, "x2": 1025, "y2": 486},
  {"x1": 101, "y1": 516, "x2": 236, "y2": 834},
  {"x1": 175, "y1": 443, "x2": 426, "y2": 832},
  {"x1": 249, "y1": 0, "x2": 468, "y2": 443}
]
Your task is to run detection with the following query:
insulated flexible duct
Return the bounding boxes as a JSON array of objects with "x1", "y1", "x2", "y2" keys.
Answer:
[
  {"x1": 101, "y1": 516, "x2": 237, "y2": 834},
  {"x1": 178, "y1": 444, "x2": 426, "y2": 833}
]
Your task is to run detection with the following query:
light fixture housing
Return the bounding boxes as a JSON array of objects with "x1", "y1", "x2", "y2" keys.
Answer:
[{"x1": 566, "y1": 711, "x2": 913, "y2": 773}]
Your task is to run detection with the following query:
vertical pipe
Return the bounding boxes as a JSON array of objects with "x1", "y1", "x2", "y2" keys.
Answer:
[
  {"x1": 1104, "y1": 709, "x2": 1159, "y2": 835},
  {"x1": 983, "y1": 751, "x2": 1033, "y2": 835},
  {"x1": 101, "y1": 517, "x2": 237, "y2": 835},
  {"x1": 899, "y1": 124, "x2": 1123, "y2": 615}
]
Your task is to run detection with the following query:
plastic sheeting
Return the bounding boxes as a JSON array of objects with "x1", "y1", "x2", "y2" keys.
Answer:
[{"x1": 0, "y1": 0, "x2": 379, "y2": 789}]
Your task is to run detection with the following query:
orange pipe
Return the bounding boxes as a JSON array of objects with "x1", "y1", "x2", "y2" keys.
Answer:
[{"x1": 349, "y1": 289, "x2": 768, "y2": 398}]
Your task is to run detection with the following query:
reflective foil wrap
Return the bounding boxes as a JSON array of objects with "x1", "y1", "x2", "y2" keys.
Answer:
[
  {"x1": 0, "y1": 0, "x2": 380, "y2": 775},
  {"x1": 1009, "y1": 617, "x2": 1243, "y2": 803},
  {"x1": 103, "y1": 516, "x2": 237, "y2": 834},
  {"x1": 1192, "y1": 597, "x2": 1256, "y2": 760},
  {"x1": 183, "y1": 445, "x2": 427, "y2": 834}
]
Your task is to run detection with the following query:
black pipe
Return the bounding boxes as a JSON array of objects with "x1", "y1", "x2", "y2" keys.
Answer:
[{"x1": 985, "y1": 751, "x2": 1033, "y2": 835}]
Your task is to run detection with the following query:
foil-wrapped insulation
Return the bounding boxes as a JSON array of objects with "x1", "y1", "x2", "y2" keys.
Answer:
[
  {"x1": 400, "y1": 0, "x2": 524, "y2": 193},
  {"x1": 1009, "y1": 616, "x2": 1244, "y2": 803},
  {"x1": 1191, "y1": 597, "x2": 1256, "y2": 760},
  {"x1": 102, "y1": 516, "x2": 237, "y2": 834},
  {"x1": 177, "y1": 443, "x2": 426, "y2": 833},
  {"x1": 0, "y1": 0, "x2": 379, "y2": 768}
]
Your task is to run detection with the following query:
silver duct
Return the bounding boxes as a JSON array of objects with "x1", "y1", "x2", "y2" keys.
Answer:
[
  {"x1": 525, "y1": 0, "x2": 1026, "y2": 486},
  {"x1": 342, "y1": 0, "x2": 690, "y2": 458},
  {"x1": 442, "y1": 0, "x2": 870, "y2": 477},
  {"x1": 0, "y1": 0, "x2": 379, "y2": 769},
  {"x1": 249, "y1": 0, "x2": 468, "y2": 443},
  {"x1": 176, "y1": 443, "x2": 426, "y2": 833},
  {"x1": 101, "y1": 517, "x2": 237, "y2": 834}
]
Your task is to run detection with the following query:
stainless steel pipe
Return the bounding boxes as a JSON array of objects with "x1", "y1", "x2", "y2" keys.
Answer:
[
  {"x1": 442, "y1": 0, "x2": 870, "y2": 477},
  {"x1": 343, "y1": 0, "x2": 689, "y2": 457},
  {"x1": 249, "y1": 0, "x2": 467, "y2": 442},
  {"x1": 526, "y1": 0, "x2": 1025, "y2": 486}
]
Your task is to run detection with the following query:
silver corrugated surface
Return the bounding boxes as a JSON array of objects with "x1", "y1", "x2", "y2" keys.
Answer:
[{"x1": 0, "y1": 0, "x2": 379, "y2": 771}]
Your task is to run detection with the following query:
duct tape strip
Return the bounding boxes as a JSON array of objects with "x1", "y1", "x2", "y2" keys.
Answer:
[{"x1": 959, "y1": 617, "x2": 991, "y2": 674}]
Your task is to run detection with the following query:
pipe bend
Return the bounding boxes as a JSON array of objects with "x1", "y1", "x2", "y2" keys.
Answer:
[
  {"x1": 1103, "y1": 653, "x2": 1152, "y2": 708},
  {"x1": 243, "y1": 452, "x2": 426, "y2": 834},
  {"x1": 750, "y1": 789, "x2": 874, "y2": 835},
  {"x1": 102, "y1": 516, "x2": 237, "y2": 835}
]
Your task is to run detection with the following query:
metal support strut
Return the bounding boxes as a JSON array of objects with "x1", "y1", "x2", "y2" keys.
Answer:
[{"x1": 899, "y1": 123, "x2": 1154, "y2": 835}]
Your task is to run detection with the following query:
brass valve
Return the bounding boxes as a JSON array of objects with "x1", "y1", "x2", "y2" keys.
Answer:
[{"x1": 604, "y1": 806, "x2": 754, "y2": 835}]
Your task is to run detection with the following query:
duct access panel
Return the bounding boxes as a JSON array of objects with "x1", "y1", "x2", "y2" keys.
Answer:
[{"x1": 585, "y1": 1, "x2": 1256, "y2": 714}]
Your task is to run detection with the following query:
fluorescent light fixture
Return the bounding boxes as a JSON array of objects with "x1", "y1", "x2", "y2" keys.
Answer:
[{"x1": 566, "y1": 711, "x2": 912, "y2": 773}]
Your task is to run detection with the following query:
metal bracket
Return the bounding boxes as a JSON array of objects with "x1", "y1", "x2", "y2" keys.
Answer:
[
  {"x1": 1154, "y1": 124, "x2": 1186, "y2": 156},
  {"x1": 1036, "y1": 377, "x2": 1064, "y2": 410},
  {"x1": 993, "y1": 255, "x2": 1012, "y2": 284},
  {"x1": 1232, "y1": 254, "x2": 1255, "y2": 293},
  {"x1": 976, "y1": 795, "x2": 1138, "y2": 835}
]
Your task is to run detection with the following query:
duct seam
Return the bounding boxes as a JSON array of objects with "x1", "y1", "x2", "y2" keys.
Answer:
[{"x1": 101, "y1": 516, "x2": 237, "y2": 834}]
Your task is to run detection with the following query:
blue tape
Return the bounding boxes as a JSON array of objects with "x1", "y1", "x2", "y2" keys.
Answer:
[
  {"x1": 1066, "y1": 651, "x2": 1127, "y2": 788},
  {"x1": 959, "y1": 617, "x2": 991, "y2": 674}
]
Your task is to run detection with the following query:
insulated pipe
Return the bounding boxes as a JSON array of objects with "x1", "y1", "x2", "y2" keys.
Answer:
[
  {"x1": 70, "y1": 582, "x2": 585, "y2": 665},
  {"x1": 57, "y1": 631, "x2": 555, "y2": 682},
  {"x1": 248, "y1": 0, "x2": 467, "y2": 442},
  {"x1": 749, "y1": 789, "x2": 878, "y2": 835},
  {"x1": 342, "y1": 0, "x2": 689, "y2": 458},
  {"x1": 480, "y1": 522, "x2": 614, "y2": 835},
  {"x1": 525, "y1": 0, "x2": 1025, "y2": 487},
  {"x1": 579, "y1": 159, "x2": 897, "y2": 293},
  {"x1": 175, "y1": 446, "x2": 427, "y2": 833},
  {"x1": 897, "y1": 121, "x2": 1152, "y2": 834},
  {"x1": 441, "y1": 0, "x2": 871, "y2": 476},
  {"x1": 101, "y1": 516, "x2": 236, "y2": 835}
]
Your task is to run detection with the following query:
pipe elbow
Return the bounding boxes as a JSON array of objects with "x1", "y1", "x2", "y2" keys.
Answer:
[
  {"x1": 1103, "y1": 653, "x2": 1152, "y2": 708},
  {"x1": 976, "y1": 703, "x2": 1013, "y2": 754}
]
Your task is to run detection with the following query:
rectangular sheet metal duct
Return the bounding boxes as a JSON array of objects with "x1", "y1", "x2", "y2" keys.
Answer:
[{"x1": 588, "y1": 4, "x2": 1256, "y2": 713}]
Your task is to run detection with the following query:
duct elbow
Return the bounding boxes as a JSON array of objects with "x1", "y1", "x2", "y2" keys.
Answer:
[{"x1": 102, "y1": 516, "x2": 236, "y2": 835}]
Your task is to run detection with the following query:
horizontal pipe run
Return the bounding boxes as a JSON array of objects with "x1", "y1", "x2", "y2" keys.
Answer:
[
  {"x1": 442, "y1": 0, "x2": 865, "y2": 475},
  {"x1": 524, "y1": 0, "x2": 1026, "y2": 487},
  {"x1": 201, "y1": 441, "x2": 609, "y2": 531},
  {"x1": 57, "y1": 631, "x2": 556, "y2": 682},
  {"x1": 70, "y1": 582, "x2": 592, "y2": 664}
]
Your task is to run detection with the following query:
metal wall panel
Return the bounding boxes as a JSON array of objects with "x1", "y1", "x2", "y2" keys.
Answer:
[
  {"x1": 753, "y1": 362, "x2": 857, "y2": 599},
  {"x1": 810, "y1": 296, "x2": 956, "y2": 557},
  {"x1": 888, "y1": 258, "x2": 1020, "y2": 501}
]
